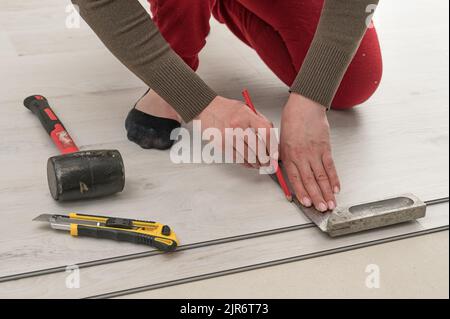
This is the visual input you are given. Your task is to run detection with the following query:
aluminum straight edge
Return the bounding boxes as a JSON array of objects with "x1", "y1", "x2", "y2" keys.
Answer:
[
  {"x1": 88, "y1": 225, "x2": 450, "y2": 299},
  {"x1": 0, "y1": 197, "x2": 447, "y2": 283}
]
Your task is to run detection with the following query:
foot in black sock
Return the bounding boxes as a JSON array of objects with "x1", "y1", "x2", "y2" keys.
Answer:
[{"x1": 125, "y1": 107, "x2": 181, "y2": 150}]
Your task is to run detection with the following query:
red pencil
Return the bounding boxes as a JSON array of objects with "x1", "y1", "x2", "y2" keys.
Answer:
[{"x1": 242, "y1": 90, "x2": 293, "y2": 202}]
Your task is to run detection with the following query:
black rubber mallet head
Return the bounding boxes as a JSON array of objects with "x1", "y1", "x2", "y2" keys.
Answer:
[{"x1": 24, "y1": 95, "x2": 125, "y2": 201}]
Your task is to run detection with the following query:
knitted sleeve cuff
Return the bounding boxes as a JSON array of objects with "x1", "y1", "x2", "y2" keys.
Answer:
[
  {"x1": 151, "y1": 52, "x2": 218, "y2": 122},
  {"x1": 290, "y1": 39, "x2": 351, "y2": 110}
]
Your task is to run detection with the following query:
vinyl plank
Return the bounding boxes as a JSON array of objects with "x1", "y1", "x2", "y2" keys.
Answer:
[
  {"x1": 0, "y1": 0, "x2": 89, "y2": 33},
  {"x1": 0, "y1": 51, "x2": 142, "y2": 103},
  {"x1": 0, "y1": 91, "x2": 447, "y2": 278},
  {"x1": 0, "y1": 32, "x2": 17, "y2": 57},
  {"x1": 0, "y1": 203, "x2": 446, "y2": 299},
  {"x1": 0, "y1": 0, "x2": 148, "y2": 54},
  {"x1": 0, "y1": 139, "x2": 307, "y2": 278},
  {"x1": 8, "y1": 28, "x2": 105, "y2": 57},
  {"x1": 0, "y1": 0, "x2": 62, "y2": 12},
  {"x1": 118, "y1": 231, "x2": 449, "y2": 299}
]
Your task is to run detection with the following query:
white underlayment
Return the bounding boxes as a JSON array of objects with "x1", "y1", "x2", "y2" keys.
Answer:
[{"x1": 0, "y1": 0, "x2": 448, "y2": 295}]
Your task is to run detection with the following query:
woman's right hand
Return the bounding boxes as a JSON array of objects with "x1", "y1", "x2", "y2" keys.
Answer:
[{"x1": 197, "y1": 96, "x2": 275, "y2": 168}]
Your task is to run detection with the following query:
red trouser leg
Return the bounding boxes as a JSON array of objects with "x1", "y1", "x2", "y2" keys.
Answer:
[
  {"x1": 147, "y1": 0, "x2": 215, "y2": 71},
  {"x1": 149, "y1": 0, "x2": 383, "y2": 109},
  {"x1": 213, "y1": 0, "x2": 383, "y2": 109}
]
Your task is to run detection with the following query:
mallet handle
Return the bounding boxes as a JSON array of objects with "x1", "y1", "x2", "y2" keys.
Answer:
[{"x1": 24, "y1": 95, "x2": 79, "y2": 154}]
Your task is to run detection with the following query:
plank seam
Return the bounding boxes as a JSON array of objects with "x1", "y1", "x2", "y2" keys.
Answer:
[
  {"x1": 0, "y1": 223, "x2": 315, "y2": 282},
  {"x1": 87, "y1": 226, "x2": 449, "y2": 299},
  {"x1": 0, "y1": 197, "x2": 447, "y2": 283}
]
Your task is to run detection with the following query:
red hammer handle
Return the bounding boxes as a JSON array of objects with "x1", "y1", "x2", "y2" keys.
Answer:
[{"x1": 24, "y1": 95, "x2": 79, "y2": 154}]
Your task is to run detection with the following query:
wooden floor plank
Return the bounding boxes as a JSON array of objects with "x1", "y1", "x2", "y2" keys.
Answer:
[
  {"x1": 0, "y1": 91, "x2": 447, "y2": 278},
  {"x1": 0, "y1": 203, "x2": 446, "y2": 299},
  {"x1": 0, "y1": 32, "x2": 16, "y2": 58}
]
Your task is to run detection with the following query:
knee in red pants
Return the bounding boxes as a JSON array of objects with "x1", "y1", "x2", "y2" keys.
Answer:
[
  {"x1": 147, "y1": 0, "x2": 215, "y2": 70},
  {"x1": 147, "y1": 0, "x2": 383, "y2": 108},
  {"x1": 330, "y1": 28, "x2": 383, "y2": 110},
  {"x1": 213, "y1": 0, "x2": 383, "y2": 110}
]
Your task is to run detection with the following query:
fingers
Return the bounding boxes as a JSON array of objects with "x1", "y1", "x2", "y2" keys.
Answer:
[
  {"x1": 233, "y1": 126, "x2": 260, "y2": 168},
  {"x1": 310, "y1": 158, "x2": 336, "y2": 210},
  {"x1": 255, "y1": 126, "x2": 274, "y2": 168},
  {"x1": 242, "y1": 133, "x2": 261, "y2": 168},
  {"x1": 241, "y1": 162, "x2": 256, "y2": 169},
  {"x1": 247, "y1": 113, "x2": 273, "y2": 167},
  {"x1": 297, "y1": 161, "x2": 328, "y2": 212},
  {"x1": 322, "y1": 151, "x2": 341, "y2": 194},
  {"x1": 228, "y1": 105, "x2": 276, "y2": 170},
  {"x1": 232, "y1": 129, "x2": 262, "y2": 169},
  {"x1": 285, "y1": 161, "x2": 311, "y2": 207},
  {"x1": 255, "y1": 112, "x2": 276, "y2": 160},
  {"x1": 264, "y1": 118, "x2": 278, "y2": 162},
  {"x1": 232, "y1": 139, "x2": 258, "y2": 168}
]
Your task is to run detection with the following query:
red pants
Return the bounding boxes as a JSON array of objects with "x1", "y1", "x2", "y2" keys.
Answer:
[{"x1": 148, "y1": 0, "x2": 382, "y2": 109}]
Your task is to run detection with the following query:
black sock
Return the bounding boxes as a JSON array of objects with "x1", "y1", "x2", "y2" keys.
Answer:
[{"x1": 125, "y1": 108, "x2": 181, "y2": 150}]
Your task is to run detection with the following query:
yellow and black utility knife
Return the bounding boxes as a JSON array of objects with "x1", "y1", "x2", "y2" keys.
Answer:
[{"x1": 34, "y1": 213, "x2": 179, "y2": 252}]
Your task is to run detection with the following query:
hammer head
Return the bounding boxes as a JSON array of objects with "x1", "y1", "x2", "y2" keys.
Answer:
[{"x1": 47, "y1": 150, "x2": 125, "y2": 201}]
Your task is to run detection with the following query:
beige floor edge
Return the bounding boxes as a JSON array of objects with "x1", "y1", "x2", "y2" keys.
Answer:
[
  {"x1": 0, "y1": 203, "x2": 447, "y2": 299},
  {"x1": 0, "y1": 222, "x2": 315, "y2": 282},
  {"x1": 1, "y1": 197, "x2": 446, "y2": 283},
  {"x1": 95, "y1": 227, "x2": 450, "y2": 299},
  {"x1": 119, "y1": 231, "x2": 449, "y2": 299}
]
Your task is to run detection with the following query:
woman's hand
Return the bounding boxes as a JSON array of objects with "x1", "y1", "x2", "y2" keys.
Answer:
[
  {"x1": 197, "y1": 96, "x2": 274, "y2": 168},
  {"x1": 281, "y1": 93, "x2": 340, "y2": 212}
]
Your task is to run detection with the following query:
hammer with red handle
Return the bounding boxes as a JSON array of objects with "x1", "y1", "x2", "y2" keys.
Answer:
[{"x1": 24, "y1": 95, "x2": 125, "y2": 201}]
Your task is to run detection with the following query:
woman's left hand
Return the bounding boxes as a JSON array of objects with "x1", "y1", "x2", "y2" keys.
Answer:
[{"x1": 280, "y1": 93, "x2": 340, "y2": 212}]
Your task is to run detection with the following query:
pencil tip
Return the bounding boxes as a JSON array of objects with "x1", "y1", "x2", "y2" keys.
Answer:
[{"x1": 286, "y1": 195, "x2": 293, "y2": 202}]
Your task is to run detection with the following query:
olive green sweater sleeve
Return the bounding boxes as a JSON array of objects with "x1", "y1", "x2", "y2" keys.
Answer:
[
  {"x1": 290, "y1": 0, "x2": 380, "y2": 109},
  {"x1": 72, "y1": 0, "x2": 217, "y2": 122},
  {"x1": 74, "y1": 0, "x2": 378, "y2": 121}
]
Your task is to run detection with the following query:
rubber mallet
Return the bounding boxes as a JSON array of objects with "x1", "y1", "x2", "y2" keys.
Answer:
[{"x1": 24, "y1": 95, "x2": 125, "y2": 201}]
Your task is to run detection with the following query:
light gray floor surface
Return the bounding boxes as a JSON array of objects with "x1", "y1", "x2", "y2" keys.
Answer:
[
  {"x1": 120, "y1": 231, "x2": 449, "y2": 299},
  {"x1": 0, "y1": 0, "x2": 448, "y2": 298}
]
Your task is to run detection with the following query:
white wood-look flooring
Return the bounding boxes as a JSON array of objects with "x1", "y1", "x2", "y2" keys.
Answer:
[{"x1": 0, "y1": 0, "x2": 448, "y2": 297}]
